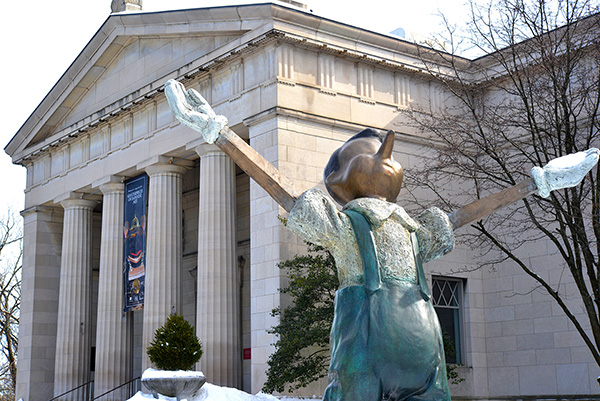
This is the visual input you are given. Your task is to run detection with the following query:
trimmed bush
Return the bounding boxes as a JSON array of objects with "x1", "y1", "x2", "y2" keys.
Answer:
[{"x1": 147, "y1": 313, "x2": 203, "y2": 371}]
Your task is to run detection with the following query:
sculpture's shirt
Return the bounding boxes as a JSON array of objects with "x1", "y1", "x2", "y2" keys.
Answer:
[{"x1": 287, "y1": 188, "x2": 455, "y2": 288}]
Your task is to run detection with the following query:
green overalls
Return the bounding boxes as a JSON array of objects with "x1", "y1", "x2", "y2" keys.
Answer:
[{"x1": 322, "y1": 209, "x2": 451, "y2": 401}]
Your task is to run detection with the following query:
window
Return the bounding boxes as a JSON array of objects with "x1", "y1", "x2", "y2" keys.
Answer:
[{"x1": 432, "y1": 277, "x2": 464, "y2": 364}]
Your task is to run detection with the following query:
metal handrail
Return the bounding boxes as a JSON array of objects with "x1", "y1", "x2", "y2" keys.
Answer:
[
  {"x1": 92, "y1": 377, "x2": 141, "y2": 400},
  {"x1": 48, "y1": 380, "x2": 94, "y2": 401}
]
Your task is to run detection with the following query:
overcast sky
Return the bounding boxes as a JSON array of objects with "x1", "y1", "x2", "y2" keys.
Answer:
[{"x1": 0, "y1": 0, "x2": 469, "y2": 216}]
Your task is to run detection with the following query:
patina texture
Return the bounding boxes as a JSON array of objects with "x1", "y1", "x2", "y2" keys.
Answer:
[
  {"x1": 287, "y1": 188, "x2": 454, "y2": 289},
  {"x1": 288, "y1": 190, "x2": 454, "y2": 400}
]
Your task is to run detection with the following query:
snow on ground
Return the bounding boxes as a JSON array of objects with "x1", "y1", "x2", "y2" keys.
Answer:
[
  {"x1": 128, "y1": 384, "x2": 317, "y2": 401},
  {"x1": 129, "y1": 383, "x2": 279, "y2": 400},
  {"x1": 130, "y1": 370, "x2": 319, "y2": 401}
]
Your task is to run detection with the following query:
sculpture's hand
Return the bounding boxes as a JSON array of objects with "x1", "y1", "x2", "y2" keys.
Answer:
[
  {"x1": 164, "y1": 79, "x2": 228, "y2": 144},
  {"x1": 531, "y1": 148, "x2": 600, "y2": 198}
]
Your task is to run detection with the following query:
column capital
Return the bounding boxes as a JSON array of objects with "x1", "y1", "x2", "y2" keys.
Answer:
[
  {"x1": 194, "y1": 143, "x2": 223, "y2": 158},
  {"x1": 145, "y1": 163, "x2": 187, "y2": 177},
  {"x1": 55, "y1": 191, "x2": 100, "y2": 207},
  {"x1": 55, "y1": 192, "x2": 97, "y2": 210},
  {"x1": 59, "y1": 198, "x2": 98, "y2": 210},
  {"x1": 137, "y1": 155, "x2": 193, "y2": 175},
  {"x1": 98, "y1": 182, "x2": 125, "y2": 195}
]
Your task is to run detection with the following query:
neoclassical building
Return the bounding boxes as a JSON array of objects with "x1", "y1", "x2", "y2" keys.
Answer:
[{"x1": 6, "y1": 1, "x2": 600, "y2": 401}]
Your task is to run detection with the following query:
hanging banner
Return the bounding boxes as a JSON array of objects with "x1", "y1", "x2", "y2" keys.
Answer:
[{"x1": 123, "y1": 174, "x2": 148, "y2": 312}]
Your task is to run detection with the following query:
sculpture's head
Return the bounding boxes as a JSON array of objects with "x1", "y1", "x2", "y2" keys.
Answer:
[{"x1": 324, "y1": 129, "x2": 403, "y2": 205}]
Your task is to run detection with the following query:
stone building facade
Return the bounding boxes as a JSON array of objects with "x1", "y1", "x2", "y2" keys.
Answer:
[{"x1": 5, "y1": 2, "x2": 600, "y2": 401}]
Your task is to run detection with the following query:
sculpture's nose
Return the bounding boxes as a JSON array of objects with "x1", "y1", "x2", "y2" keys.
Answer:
[{"x1": 375, "y1": 130, "x2": 395, "y2": 160}]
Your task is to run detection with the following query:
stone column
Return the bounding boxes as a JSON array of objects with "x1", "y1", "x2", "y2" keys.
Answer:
[
  {"x1": 16, "y1": 206, "x2": 63, "y2": 401},
  {"x1": 54, "y1": 198, "x2": 97, "y2": 398},
  {"x1": 196, "y1": 144, "x2": 241, "y2": 387},
  {"x1": 94, "y1": 181, "x2": 131, "y2": 399},
  {"x1": 142, "y1": 164, "x2": 185, "y2": 370}
]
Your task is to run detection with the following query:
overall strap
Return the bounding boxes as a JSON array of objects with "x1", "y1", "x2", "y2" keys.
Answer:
[
  {"x1": 343, "y1": 209, "x2": 381, "y2": 295},
  {"x1": 410, "y1": 232, "x2": 431, "y2": 302}
]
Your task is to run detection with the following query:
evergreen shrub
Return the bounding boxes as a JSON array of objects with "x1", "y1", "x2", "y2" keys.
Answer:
[{"x1": 146, "y1": 313, "x2": 203, "y2": 371}]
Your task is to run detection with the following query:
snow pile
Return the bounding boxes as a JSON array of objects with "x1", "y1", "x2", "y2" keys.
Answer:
[
  {"x1": 129, "y1": 383, "x2": 279, "y2": 400},
  {"x1": 129, "y1": 371, "x2": 318, "y2": 401}
]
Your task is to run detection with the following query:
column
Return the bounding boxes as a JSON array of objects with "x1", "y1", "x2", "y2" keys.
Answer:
[
  {"x1": 16, "y1": 206, "x2": 63, "y2": 401},
  {"x1": 94, "y1": 181, "x2": 131, "y2": 399},
  {"x1": 142, "y1": 164, "x2": 185, "y2": 370},
  {"x1": 54, "y1": 198, "x2": 97, "y2": 398},
  {"x1": 196, "y1": 144, "x2": 241, "y2": 387}
]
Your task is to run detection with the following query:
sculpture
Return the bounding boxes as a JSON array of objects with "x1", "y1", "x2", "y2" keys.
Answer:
[{"x1": 165, "y1": 79, "x2": 599, "y2": 401}]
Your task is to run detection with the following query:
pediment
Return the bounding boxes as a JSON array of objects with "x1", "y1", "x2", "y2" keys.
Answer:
[
  {"x1": 6, "y1": 4, "x2": 277, "y2": 161},
  {"x1": 26, "y1": 32, "x2": 244, "y2": 151},
  {"x1": 58, "y1": 34, "x2": 240, "y2": 134}
]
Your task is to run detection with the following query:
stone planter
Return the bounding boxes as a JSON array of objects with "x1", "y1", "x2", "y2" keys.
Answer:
[{"x1": 141, "y1": 369, "x2": 206, "y2": 401}]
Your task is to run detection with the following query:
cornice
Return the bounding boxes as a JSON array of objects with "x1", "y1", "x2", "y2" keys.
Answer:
[
  {"x1": 6, "y1": 5, "x2": 277, "y2": 161},
  {"x1": 11, "y1": 30, "x2": 283, "y2": 166},
  {"x1": 14, "y1": 27, "x2": 470, "y2": 167},
  {"x1": 11, "y1": 10, "x2": 494, "y2": 167}
]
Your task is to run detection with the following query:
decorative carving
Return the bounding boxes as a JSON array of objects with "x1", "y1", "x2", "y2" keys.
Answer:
[
  {"x1": 147, "y1": 102, "x2": 157, "y2": 133},
  {"x1": 429, "y1": 81, "x2": 443, "y2": 111},
  {"x1": 198, "y1": 79, "x2": 212, "y2": 104},
  {"x1": 266, "y1": 46, "x2": 277, "y2": 79},
  {"x1": 358, "y1": 65, "x2": 374, "y2": 98},
  {"x1": 318, "y1": 54, "x2": 335, "y2": 89},
  {"x1": 278, "y1": 46, "x2": 295, "y2": 80},
  {"x1": 395, "y1": 74, "x2": 412, "y2": 107},
  {"x1": 231, "y1": 62, "x2": 244, "y2": 95},
  {"x1": 124, "y1": 113, "x2": 133, "y2": 143}
]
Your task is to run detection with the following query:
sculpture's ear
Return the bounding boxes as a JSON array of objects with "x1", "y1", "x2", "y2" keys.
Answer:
[{"x1": 375, "y1": 130, "x2": 395, "y2": 160}]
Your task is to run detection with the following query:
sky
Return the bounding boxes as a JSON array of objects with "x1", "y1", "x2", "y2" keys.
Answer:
[{"x1": 0, "y1": 0, "x2": 470, "y2": 217}]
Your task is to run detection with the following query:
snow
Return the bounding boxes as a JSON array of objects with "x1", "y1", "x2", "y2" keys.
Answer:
[
  {"x1": 142, "y1": 368, "x2": 206, "y2": 380},
  {"x1": 131, "y1": 369, "x2": 318, "y2": 401},
  {"x1": 128, "y1": 384, "x2": 315, "y2": 401}
]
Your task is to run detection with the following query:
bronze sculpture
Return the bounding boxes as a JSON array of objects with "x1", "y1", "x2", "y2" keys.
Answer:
[{"x1": 164, "y1": 79, "x2": 599, "y2": 401}]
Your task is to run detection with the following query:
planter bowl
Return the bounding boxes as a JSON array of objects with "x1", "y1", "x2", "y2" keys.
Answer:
[{"x1": 142, "y1": 370, "x2": 206, "y2": 400}]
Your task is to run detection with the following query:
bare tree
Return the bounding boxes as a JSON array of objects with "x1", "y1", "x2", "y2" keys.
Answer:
[
  {"x1": 0, "y1": 212, "x2": 22, "y2": 401},
  {"x1": 404, "y1": 0, "x2": 600, "y2": 368}
]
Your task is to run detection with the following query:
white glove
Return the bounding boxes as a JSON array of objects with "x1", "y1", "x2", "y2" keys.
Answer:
[
  {"x1": 531, "y1": 148, "x2": 600, "y2": 198},
  {"x1": 164, "y1": 79, "x2": 228, "y2": 144}
]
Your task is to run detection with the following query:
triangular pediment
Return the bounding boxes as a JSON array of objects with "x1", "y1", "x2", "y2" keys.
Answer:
[
  {"x1": 57, "y1": 34, "x2": 241, "y2": 135},
  {"x1": 6, "y1": 4, "x2": 280, "y2": 161}
]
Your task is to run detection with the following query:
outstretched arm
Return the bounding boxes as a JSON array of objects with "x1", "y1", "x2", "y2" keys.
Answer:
[
  {"x1": 165, "y1": 80, "x2": 298, "y2": 212},
  {"x1": 449, "y1": 149, "x2": 600, "y2": 230}
]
